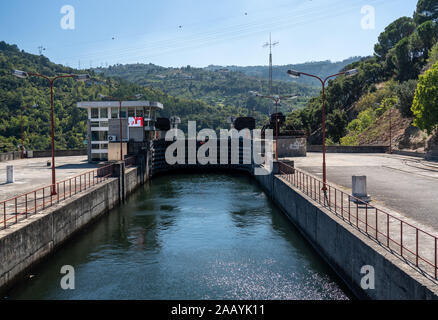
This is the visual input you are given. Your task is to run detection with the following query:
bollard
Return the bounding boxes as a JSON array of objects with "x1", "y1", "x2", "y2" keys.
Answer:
[
  {"x1": 6, "y1": 165, "x2": 14, "y2": 183},
  {"x1": 352, "y1": 176, "x2": 371, "y2": 203}
]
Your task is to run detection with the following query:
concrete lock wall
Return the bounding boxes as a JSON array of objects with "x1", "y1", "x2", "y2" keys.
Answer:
[
  {"x1": 0, "y1": 162, "x2": 147, "y2": 293},
  {"x1": 307, "y1": 145, "x2": 389, "y2": 154},
  {"x1": 254, "y1": 168, "x2": 438, "y2": 300},
  {"x1": 277, "y1": 137, "x2": 306, "y2": 158},
  {"x1": 0, "y1": 152, "x2": 22, "y2": 163},
  {"x1": 31, "y1": 149, "x2": 87, "y2": 158}
]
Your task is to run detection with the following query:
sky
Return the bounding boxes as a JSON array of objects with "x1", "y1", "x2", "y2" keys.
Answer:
[{"x1": 0, "y1": 0, "x2": 419, "y2": 68}]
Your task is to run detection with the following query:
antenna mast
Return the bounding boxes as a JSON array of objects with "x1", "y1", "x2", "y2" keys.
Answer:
[
  {"x1": 263, "y1": 33, "x2": 279, "y2": 113},
  {"x1": 263, "y1": 33, "x2": 279, "y2": 94},
  {"x1": 37, "y1": 46, "x2": 46, "y2": 55}
]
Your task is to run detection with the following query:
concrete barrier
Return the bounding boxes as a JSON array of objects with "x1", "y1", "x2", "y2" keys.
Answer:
[
  {"x1": 0, "y1": 152, "x2": 21, "y2": 163},
  {"x1": 32, "y1": 149, "x2": 87, "y2": 158},
  {"x1": 254, "y1": 167, "x2": 438, "y2": 300},
  {"x1": 0, "y1": 158, "x2": 147, "y2": 294},
  {"x1": 308, "y1": 145, "x2": 389, "y2": 153},
  {"x1": 277, "y1": 137, "x2": 306, "y2": 158}
]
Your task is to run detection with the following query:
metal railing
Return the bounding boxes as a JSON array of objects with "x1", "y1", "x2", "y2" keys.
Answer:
[
  {"x1": 1, "y1": 163, "x2": 114, "y2": 230},
  {"x1": 278, "y1": 161, "x2": 438, "y2": 280},
  {"x1": 124, "y1": 156, "x2": 136, "y2": 168}
]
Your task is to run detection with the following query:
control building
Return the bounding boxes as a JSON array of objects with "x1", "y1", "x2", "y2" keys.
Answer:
[{"x1": 77, "y1": 100, "x2": 164, "y2": 162}]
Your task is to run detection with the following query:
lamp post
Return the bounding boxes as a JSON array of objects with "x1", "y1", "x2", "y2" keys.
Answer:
[
  {"x1": 249, "y1": 91, "x2": 298, "y2": 161},
  {"x1": 98, "y1": 94, "x2": 143, "y2": 161},
  {"x1": 287, "y1": 68, "x2": 358, "y2": 192},
  {"x1": 19, "y1": 104, "x2": 38, "y2": 159},
  {"x1": 13, "y1": 70, "x2": 90, "y2": 195}
]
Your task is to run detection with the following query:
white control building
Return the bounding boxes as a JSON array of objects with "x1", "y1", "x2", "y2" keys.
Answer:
[{"x1": 77, "y1": 100, "x2": 164, "y2": 162}]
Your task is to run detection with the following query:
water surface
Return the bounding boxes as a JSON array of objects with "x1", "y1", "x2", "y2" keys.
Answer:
[{"x1": 5, "y1": 174, "x2": 349, "y2": 300}]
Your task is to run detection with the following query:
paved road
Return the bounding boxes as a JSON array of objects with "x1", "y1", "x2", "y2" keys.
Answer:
[
  {"x1": 0, "y1": 156, "x2": 95, "y2": 201},
  {"x1": 285, "y1": 153, "x2": 438, "y2": 231}
]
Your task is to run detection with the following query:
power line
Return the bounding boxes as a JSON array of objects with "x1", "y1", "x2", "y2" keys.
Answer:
[{"x1": 57, "y1": 0, "x2": 394, "y2": 66}]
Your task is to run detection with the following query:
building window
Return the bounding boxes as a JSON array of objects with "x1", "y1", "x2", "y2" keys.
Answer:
[
  {"x1": 91, "y1": 131, "x2": 108, "y2": 141},
  {"x1": 91, "y1": 121, "x2": 100, "y2": 128},
  {"x1": 121, "y1": 108, "x2": 127, "y2": 118},
  {"x1": 111, "y1": 108, "x2": 118, "y2": 119},
  {"x1": 91, "y1": 108, "x2": 99, "y2": 119},
  {"x1": 100, "y1": 108, "x2": 108, "y2": 119},
  {"x1": 100, "y1": 121, "x2": 109, "y2": 128},
  {"x1": 91, "y1": 144, "x2": 100, "y2": 150}
]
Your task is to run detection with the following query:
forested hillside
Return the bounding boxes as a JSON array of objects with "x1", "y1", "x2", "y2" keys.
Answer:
[
  {"x1": 286, "y1": 0, "x2": 438, "y2": 151},
  {"x1": 94, "y1": 63, "x2": 320, "y2": 114},
  {"x1": 0, "y1": 42, "x2": 268, "y2": 152},
  {"x1": 205, "y1": 57, "x2": 361, "y2": 86}
]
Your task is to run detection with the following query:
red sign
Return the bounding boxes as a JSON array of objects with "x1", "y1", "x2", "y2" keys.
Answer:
[{"x1": 128, "y1": 117, "x2": 143, "y2": 127}]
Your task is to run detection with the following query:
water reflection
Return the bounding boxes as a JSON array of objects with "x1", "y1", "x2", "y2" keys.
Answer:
[{"x1": 5, "y1": 173, "x2": 350, "y2": 300}]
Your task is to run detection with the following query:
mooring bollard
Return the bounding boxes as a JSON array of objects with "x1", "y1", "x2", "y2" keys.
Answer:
[
  {"x1": 6, "y1": 165, "x2": 14, "y2": 183},
  {"x1": 352, "y1": 176, "x2": 371, "y2": 203}
]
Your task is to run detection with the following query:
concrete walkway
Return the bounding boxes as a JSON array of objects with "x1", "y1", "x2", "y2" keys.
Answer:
[
  {"x1": 0, "y1": 156, "x2": 94, "y2": 202},
  {"x1": 285, "y1": 153, "x2": 438, "y2": 232}
]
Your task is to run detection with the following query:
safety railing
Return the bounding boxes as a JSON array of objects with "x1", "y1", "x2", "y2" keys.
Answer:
[
  {"x1": 124, "y1": 156, "x2": 136, "y2": 168},
  {"x1": 278, "y1": 161, "x2": 438, "y2": 280},
  {"x1": 1, "y1": 163, "x2": 114, "y2": 230}
]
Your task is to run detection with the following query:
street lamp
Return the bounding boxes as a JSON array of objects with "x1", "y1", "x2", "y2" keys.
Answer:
[
  {"x1": 13, "y1": 70, "x2": 90, "y2": 195},
  {"x1": 287, "y1": 68, "x2": 358, "y2": 191},
  {"x1": 250, "y1": 91, "x2": 298, "y2": 161},
  {"x1": 19, "y1": 104, "x2": 38, "y2": 159},
  {"x1": 98, "y1": 94, "x2": 143, "y2": 161}
]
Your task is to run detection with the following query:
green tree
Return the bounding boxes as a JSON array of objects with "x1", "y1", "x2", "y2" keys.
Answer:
[
  {"x1": 412, "y1": 62, "x2": 438, "y2": 132},
  {"x1": 394, "y1": 79, "x2": 418, "y2": 117},
  {"x1": 391, "y1": 38, "x2": 419, "y2": 81},
  {"x1": 409, "y1": 20, "x2": 438, "y2": 62},
  {"x1": 374, "y1": 17, "x2": 416, "y2": 59},
  {"x1": 326, "y1": 109, "x2": 348, "y2": 143},
  {"x1": 414, "y1": 0, "x2": 438, "y2": 25}
]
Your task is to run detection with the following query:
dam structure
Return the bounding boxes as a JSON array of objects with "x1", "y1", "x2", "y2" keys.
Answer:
[{"x1": 0, "y1": 138, "x2": 438, "y2": 300}]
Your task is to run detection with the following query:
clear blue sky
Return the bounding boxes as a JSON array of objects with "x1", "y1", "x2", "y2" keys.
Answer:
[{"x1": 0, "y1": 0, "x2": 419, "y2": 68}]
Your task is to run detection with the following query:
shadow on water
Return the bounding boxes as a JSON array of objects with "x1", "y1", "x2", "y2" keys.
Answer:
[{"x1": 4, "y1": 173, "x2": 353, "y2": 300}]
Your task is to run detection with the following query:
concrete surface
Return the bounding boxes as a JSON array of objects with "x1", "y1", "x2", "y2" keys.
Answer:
[
  {"x1": 0, "y1": 156, "x2": 94, "y2": 201},
  {"x1": 254, "y1": 166, "x2": 438, "y2": 299},
  {"x1": 287, "y1": 153, "x2": 438, "y2": 231}
]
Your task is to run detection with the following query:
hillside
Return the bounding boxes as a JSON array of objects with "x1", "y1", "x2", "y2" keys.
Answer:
[
  {"x1": 94, "y1": 63, "x2": 320, "y2": 115},
  {"x1": 205, "y1": 57, "x2": 362, "y2": 86},
  {"x1": 0, "y1": 41, "x2": 269, "y2": 152},
  {"x1": 286, "y1": 0, "x2": 438, "y2": 151}
]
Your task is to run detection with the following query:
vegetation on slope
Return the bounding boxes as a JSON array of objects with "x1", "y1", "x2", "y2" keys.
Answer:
[
  {"x1": 0, "y1": 42, "x2": 268, "y2": 152},
  {"x1": 95, "y1": 63, "x2": 320, "y2": 115},
  {"x1": 286, "y1": 0, "x2": 438, "y2": 147}
]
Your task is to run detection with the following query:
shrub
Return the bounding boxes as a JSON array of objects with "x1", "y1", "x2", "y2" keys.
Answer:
[{"x1": 412, "y1": 62, "x2": 438, "y2": 133}]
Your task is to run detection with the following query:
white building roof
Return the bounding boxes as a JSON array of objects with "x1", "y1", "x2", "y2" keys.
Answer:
[{"x1": 77, "y1": 101, "x2": 164, "y2": 110}]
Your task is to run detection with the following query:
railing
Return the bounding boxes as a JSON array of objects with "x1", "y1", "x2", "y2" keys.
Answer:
[
  {"x1": 1, "y1": 163, "x2": 114, "y2": 230},
  {"x1": 124, "y1": 156, "x2": 136, "y2": 168},
  {"x1": 278, "y1": 161, "x2": 438, "y2": 280}
]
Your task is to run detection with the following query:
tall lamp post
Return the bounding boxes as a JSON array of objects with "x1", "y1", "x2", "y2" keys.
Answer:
[
  {"x1": 13, "y1": 70, "x2": 90, "y2": 195},
  {"x1": 19, "y1": 104, "x2": 38, "y2": 159},
  {"x1": 98, "y1": 94, "x2": 143, "y2": 161},
  {"x1": 287, "y1": 68, "x2": 358, "y2": 192},
  {"x1": 249, "y1": 91, "x2": 297, "y2": 161}
]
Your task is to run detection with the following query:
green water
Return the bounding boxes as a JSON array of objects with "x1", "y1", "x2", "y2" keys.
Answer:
[{"x1": 5, "y1": 174, "x2": 350, "y2": 300}]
